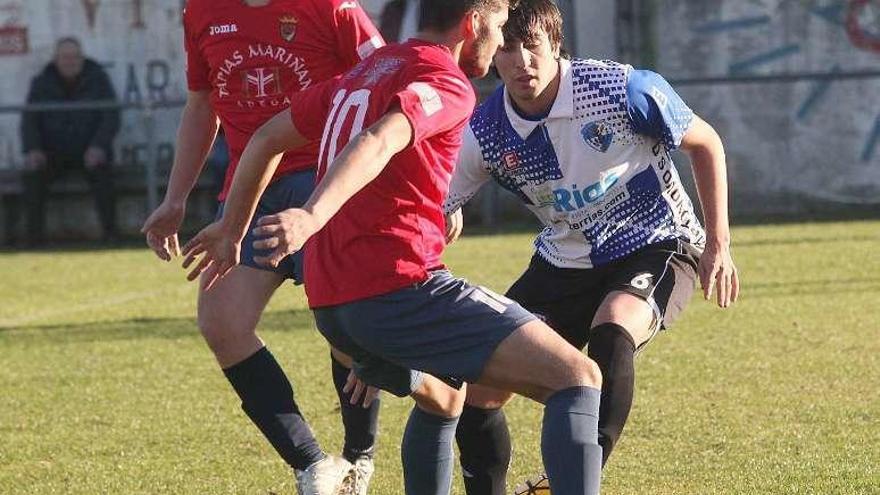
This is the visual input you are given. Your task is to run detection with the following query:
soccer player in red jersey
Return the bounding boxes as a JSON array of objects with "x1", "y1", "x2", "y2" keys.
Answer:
[
  {"x1": 185, "y1": 1, "x2": 606, "y2": 493},
  {"x1": 140, "y1": 1, "x2": 383, "y2": 493}
]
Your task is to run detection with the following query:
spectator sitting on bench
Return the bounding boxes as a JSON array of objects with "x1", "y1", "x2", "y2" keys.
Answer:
[{"x1": 20, "y1": 36, "x2": 120, "y2": 246}]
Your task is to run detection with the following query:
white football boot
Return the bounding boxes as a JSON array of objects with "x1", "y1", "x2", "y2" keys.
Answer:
[
  {"x1": 348, "y1": 457, "x2": 375, "y2": 495},
  {"x1": 295, "y1": 455, "x2": 354, "y2": 495}
]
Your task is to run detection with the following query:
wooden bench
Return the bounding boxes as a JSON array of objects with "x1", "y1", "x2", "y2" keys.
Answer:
[
  {"x1": 0, "y1": 165, "x2": 218, "y2": 243},
  {"x1": 0, "y1": 166, "x2": 217, "y2": 195}
]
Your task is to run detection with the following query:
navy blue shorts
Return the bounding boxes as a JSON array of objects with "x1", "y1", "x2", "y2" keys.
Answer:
[
  {"x1": 216, "y1": 169, "x2": 315, "y2": 284},
  {"x1": 313, "y1": 270, "x2": 537, "y2": 397}
]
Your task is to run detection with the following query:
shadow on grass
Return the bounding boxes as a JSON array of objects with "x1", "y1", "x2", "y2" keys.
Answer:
[
  {"x1": 746, "y1": 277, "x2": 880, "y2": 290},
  {"x1": 0, "y1": 308, "x2": 316, "y2": 342},
  {"x1": 2, "y1": 216, "x2": 876, "y2": 253},
  {"x1": 740, "y1": 276, "x2": 880, "y2": 300},
  {"x1": 0, "y1": 236, "x2": 152, "y2": 254},
  {"x1": 734, "y1": 234, "x2": 880, "y2": 248},
  {"x1": 450, "y1": 219, "x2": 880, "y2": 242},
  {"x1": 732, "y1": 208, "x2": 880, "y2": 226}
]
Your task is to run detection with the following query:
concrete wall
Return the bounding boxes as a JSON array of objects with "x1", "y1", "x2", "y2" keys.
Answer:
[
  {"x1": 0, "y1": 0, "x2": 614, "y2": 175},
  {"x1": 632, "y1": 0, "x2": 880, "y2": 212},
  {"x1": 3, "y1": 0, "x2": 873, "y2": 241},
  {"x1": 568, "y1": 0, "x2": 617, "y2": 60},
  {"x1": 0, "y1": 0, "x2": 187, "y2": 171},
  {"x1": 0, "y1": 0, "x2": 190, "y2": 241}
]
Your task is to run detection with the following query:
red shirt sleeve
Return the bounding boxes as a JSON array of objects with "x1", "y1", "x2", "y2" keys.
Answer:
[
  {"x1": 394, "y1": 65, "x2": 476, "y2": 145},
  {"x1": 290, "y1": 77, "x2": 341, "y2": 141},
  {"x1": 183, "y1": 6, "x2": 211, "y2": 91},
  {"x1": 328, "y1": 0, "x2": 385, "y2": 65}
]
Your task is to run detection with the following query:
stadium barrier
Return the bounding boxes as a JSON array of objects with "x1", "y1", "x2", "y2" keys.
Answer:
[
  {"x1": 0, "y1": 98, "x2": 187, "y2": 211},
  {"x1": 0, "y1": 99, "x2": 222, "y2": 242}
]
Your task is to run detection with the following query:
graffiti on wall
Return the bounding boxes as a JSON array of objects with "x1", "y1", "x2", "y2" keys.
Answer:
[
  {"x1": 655, "y1": 0, "x2": 880, "y2": 205},
  {"x1": 846, "y1": 0, "x2": 880, "y2": 53},
  {"x1": 691, "y1": 0, "x2": 879, "y2": 163},
  {"x1": 0, "y1": 1, "x2": 26, "y2": 56}
]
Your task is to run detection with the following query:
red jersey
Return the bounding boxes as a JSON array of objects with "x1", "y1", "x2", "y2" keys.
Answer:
[
  {"x1": 290, "y1": 40, "x2": 477, "y2": 307},
  {"x1": 183, "y1": 0, "x2": 383, "y2": 200}
]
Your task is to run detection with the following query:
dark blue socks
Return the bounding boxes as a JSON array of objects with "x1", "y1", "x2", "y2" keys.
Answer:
[
  {"x1": 542, "y1": 386, "x2": 603, "y2": 495},
  {"x1": 402, "y1": 406, "x2": 460, "y2": 495}
]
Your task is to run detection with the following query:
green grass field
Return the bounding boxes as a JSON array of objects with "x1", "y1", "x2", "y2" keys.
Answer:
[{"x1": 1, "y1": 220, "x2": 879, "y2": 494}]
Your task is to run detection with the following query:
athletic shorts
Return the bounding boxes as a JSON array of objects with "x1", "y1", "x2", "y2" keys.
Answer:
[
  {"x1": 313, "y1": 270, "x2": 537, "y2": 397},
  {"x1": 215, "y1": 169, "x2": 316, "y2": 284},
  {"x1": 506, "y1": 239, "x2": 700, "y2": 351}
]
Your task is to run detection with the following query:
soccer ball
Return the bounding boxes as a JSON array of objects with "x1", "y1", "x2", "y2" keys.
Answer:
[{"x1": 512, "y1": 473, "x2": 551, "y2": 494}]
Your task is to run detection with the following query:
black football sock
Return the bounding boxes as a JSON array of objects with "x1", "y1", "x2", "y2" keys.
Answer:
[
  {"x1": 331, "y1": 354, "x2": 380, "y2": 462},
  {"x1": 587, "y1": 322, "x2": 636, "y2": 465},
  {"x1": 456, "y1": 404, "x2": 511, "y2": 495},
  {"x1": 223, "y1": 347, "x2": 325, "y2": 471}
]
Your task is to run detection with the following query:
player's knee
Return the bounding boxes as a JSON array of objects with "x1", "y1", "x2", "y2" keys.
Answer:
[
  {"x1": 528, "y1": 355, "x2": 602, "y2": 403},
  {"x1": 412, "y1": 378, "x2": 466, "y2": 418},
  {"x1": 465, "y1": 385, "x2": 514, "y2": 410},
  {"x1": 196, "y1": 306, "x2": 259, "y2": 363},
  {"x1": 593, "y1": 291, "x2": 654, "y2": 340},
  {"x1": 414, "y1": 393, "x2": 464, "y2": 418},
  {"x1": 196, "y1": 309, "x2": 229, "y2": 344},
  {"x1": 625, "y1": 323, "x2": 654, "y2": 349},
  {"x1": 465, "y1": 394, "x2": 513, "y2": 410},
  {"x1": 583, "y1": 357, "x2": 603, "y2": 388},
  {"x1": 563, "y1": 354, "x2": 603, "y2": 390},
  {"x1": 421, "y1": 399, "x2": 462, "y2": 418},
  {"x1": 197, "y1": 317, "x2": 235, "y2": 358}
]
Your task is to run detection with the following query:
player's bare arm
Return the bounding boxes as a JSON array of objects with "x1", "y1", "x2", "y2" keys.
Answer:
[
  {"x1": 251, "y1": 108, "x2": 415, "y2": 268},
  {"x1": 181, "y1": 108, "x2": 307, "y2": 289},
  {"x1": 445, "y1": 208, "x2": 464, "y2": 244},
  {"x1": 142, "y1": 90, "x2": 218, "y2": 261},
  {"x1": 680, "y1": 115, "x2": 740, "y2": 308}
]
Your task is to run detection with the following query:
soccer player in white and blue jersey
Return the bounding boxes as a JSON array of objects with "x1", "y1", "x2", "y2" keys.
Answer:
[{"x1": 446, "y1": 1, "x2": 740, "y2": 493}]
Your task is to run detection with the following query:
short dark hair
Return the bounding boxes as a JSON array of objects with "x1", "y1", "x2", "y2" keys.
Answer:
[
  {"x1": 502, "y1": 0, "x2": 563, "y2": 50},
  {"x1": 419, "y1": 0, "x2": 510, "y2": 32},
  {"x1": 56, "y1": 36, "x2": 81, "y2": 50}
]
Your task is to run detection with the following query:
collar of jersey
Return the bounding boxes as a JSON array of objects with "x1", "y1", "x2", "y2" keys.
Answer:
[
  {"x1": 502, "y1": 57, "x2": 573, "y2": 140},
  {"x1": 404, "y1": 37, "x2": 453, "y2": 55}
]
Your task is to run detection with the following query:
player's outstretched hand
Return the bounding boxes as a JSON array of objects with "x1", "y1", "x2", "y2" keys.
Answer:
[
  {"x1": 343, "y1": 369, "x2": 380, "y2": 408},
  {"x1": 141, "y1": 201, "x2": 184, "y2": 261},
  {"x1": 698, "y1": 242, "x2": 739, "y2": 308},
  {"x1": 180, "y1": 221, "x2": 241, "y2": 291},
  {"x1": 251, "y1": 208, "x2": 320, "y2": 268},
  {"x1": 445, "y1": 208, "x2": 464, "y2": 245}
]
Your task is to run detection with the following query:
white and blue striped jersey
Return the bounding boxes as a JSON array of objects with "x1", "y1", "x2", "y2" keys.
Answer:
[{"x1": 444, "y1": 58, "x2": 706, "y2": 269}]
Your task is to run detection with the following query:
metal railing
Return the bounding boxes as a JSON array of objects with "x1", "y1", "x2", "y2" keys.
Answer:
[
  {"x1": 669, "y1": 69, "x2": 880, "y2": 86},
  {"x1": 0, "y1": 99, "x2": 186, "y2": 210}
]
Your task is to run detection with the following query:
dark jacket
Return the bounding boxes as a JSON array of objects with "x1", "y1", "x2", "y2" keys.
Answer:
[{"x1": 20, "y1": 58, "x2": 120, "y2": 160}]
